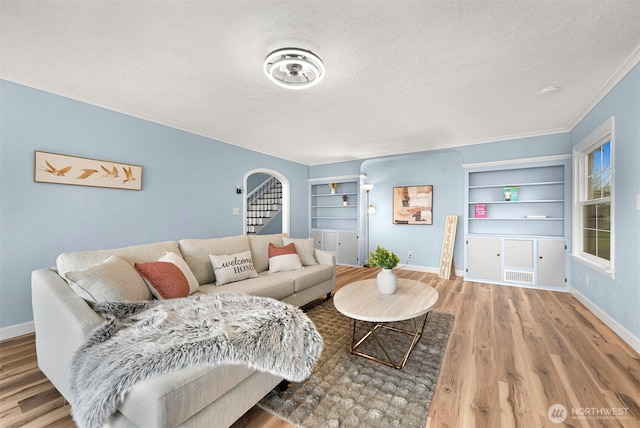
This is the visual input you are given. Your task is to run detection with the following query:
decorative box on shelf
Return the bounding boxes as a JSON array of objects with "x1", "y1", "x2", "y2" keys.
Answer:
[{"x1": 474, "y1": 204, "x2": 487, "y2": 218}]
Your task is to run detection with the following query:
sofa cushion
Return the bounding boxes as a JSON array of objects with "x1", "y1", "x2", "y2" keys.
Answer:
[
  {"x1": 134, "y1": 261, "x2": 190, "y2": 299},
  {"x1": 158, "y1": 252, "x2": 200, "y2": 295},
  {"x1": 197, "y1": 274, "x2": 295, "y2": 301},
  {"x1": 117, "y1": 365, "x2": 256, "y2": 428},
  {"x1": 273, "y1": 264, "x2": 334, "y2": 293},
  {"x1": 268, "y1": 243, "x2": 303, "y2": 273},
  {"x1": 247, "y1": 233, "x2": 287, "y2": 273},
  {"x1": 208, "y1": 251, "x2": 259, "y2": 286},
  {"x1": 65, "y1": 255, "x2": 152, "y2": 302},
  {"x1": 282, "y1": 237, "x2": 318, "y2": 266},
  {"x1": 179, "y1": 235, "x2": 250, "y2": 285},
  {"x1": 56, "y1": 241, "x2": 181, "y2": 280}
]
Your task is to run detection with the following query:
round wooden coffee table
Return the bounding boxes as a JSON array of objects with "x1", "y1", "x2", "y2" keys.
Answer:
[{"x1": 333, "y1": 278, "x2": 439, "y2": 369}]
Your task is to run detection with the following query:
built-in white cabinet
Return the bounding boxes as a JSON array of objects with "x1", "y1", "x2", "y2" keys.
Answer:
[
  {"x1": 537, "y1": 239, "x2": 566, "y2": 287},
  {"x1": 309, "y1": 177, "x2": 361, "y2": 266},
  {"x1": 466, "y1": 237, "x2": 501, "y2": 281},
  {"x1": 310, "y1": 230, "x2": 359, "y2": 266},
  {"x1": 466, "y1": 236, "x2": 566, "y2": 289},
  {"x1": 463, "y1": 156, "x2": 570, "y2": 290}
]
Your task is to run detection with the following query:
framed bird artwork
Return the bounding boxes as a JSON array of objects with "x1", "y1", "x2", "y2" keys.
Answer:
[{"x1": 34, "y1": 151, "x2": 142, "y2": 190}]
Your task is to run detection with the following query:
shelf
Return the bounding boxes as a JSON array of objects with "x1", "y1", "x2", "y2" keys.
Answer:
[
  {"x1": 311, "y1": 205, "x2": 357, "y2": 208},
  {"x1": 312, "y1": 192, "x2": 358, "y2": 197},
  {"x1": 469, "y1": 217, "x2": 564, "y2": 221},
  {"x1": 310, "y1": 179, "x2": 360, "y2": 247},
  {"x1": 310, "y1": 227, "x2": 358, "y2": 232},
  {"x1": 311, "y1": 216, "x2": 357, "y2": 220},
  {"x1": 469, "y1": 200, "x2": 563, "y2": 204},
  {"x1": 468, "y1": 180, "x2": 563, "y2": 189},
  {"x1": 465, "y1": 161, "x2": 568, "y2": 239}
]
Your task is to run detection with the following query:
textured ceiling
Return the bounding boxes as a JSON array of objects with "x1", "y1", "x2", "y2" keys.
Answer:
[{"x1": 2, "y1": 1, "x2": 639, "y2": 165}]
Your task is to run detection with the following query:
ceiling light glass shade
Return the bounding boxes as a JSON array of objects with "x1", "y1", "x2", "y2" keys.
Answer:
[
  {"x1": 264, "y1": 48, "x2": 325, "y2": 90},
  {"x1": 362, "y1": 184, "x2": 374, "y2": 192}
]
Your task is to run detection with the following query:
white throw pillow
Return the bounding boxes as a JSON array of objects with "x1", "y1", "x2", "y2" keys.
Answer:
[
  {"x1": 268, "y1": 243, "x2": 303, "y2": 273},
  {"x1": 65, "y1": 254, "x2": 151, "y2": 303},
  {"x1": 209, "y1": 251, "x2": 258, "y2": 286},
  {"x1": 282, "y1": 237, "x2": 318, "y2": 266},
  {"x1": 158, "y1": 252, "x2": 200, "y2": 294}
]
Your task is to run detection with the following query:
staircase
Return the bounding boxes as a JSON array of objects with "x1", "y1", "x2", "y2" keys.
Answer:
[{"x1": 246, "y1": 176, "x2": 283, "y2": 234}]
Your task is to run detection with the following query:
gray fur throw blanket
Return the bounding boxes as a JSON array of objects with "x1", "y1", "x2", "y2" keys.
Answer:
[{"x1": 69, "y1": 292, "x2": 323, "y2": 428}]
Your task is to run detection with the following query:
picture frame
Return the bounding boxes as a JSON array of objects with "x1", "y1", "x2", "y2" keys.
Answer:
[
  {"x1": 34, "y1": 151, "x2": 142, "y2": 191},
  {"x1": 393, "y1": 185, "x2": 433, "y2": 225}
]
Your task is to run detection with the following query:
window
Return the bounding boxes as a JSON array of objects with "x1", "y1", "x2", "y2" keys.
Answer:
[{"x1": 572, "y1": 117, "x2": 614, "y2": 277}]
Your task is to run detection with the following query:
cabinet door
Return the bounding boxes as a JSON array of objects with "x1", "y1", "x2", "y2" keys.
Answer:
[
  {"x1": 538, "y1": 239, "x2": 566, "y2": 287},
  {"x1": 467, "y1": 237, "x2": 501, "y2": 281},
  {"x1": 310, "y1": 230, "x2": 322, "y2": 250},
  {"x1": 323, "y1": 231, "x2": 338, "y2": 253},
  {"x1": 337, "y1": 232, "x2": 358, "y2": 265},
  {"x1": 504, "y1": 239, "x2": 533, "y2": 269}
]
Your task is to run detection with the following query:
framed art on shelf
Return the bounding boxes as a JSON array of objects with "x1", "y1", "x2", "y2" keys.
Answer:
[
  {"x1": 393, "y1": 185, "x2": 433, "y2": 225},
  {"x1": 34, "y1": 151, "x2": 142, "y2": 190}
]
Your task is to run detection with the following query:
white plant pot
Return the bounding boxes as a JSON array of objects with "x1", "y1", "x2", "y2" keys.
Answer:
[{"x1": 376, "y1": 268, "x2": 397, "y2": 294}]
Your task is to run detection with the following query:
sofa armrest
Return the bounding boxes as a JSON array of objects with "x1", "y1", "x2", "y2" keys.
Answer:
[
  {"x1": 31, "y1": 268, "x2": 102, "y2": 403},
  {"x1": 314, "y1": 249, "x2": 336, "y2": 267},
  {"x1": 314, "y1": 249, "x2": 336, "y2": 296}
]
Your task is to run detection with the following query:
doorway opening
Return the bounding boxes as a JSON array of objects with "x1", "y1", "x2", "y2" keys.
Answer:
[{"x1": 243, "y1": 169, "x2": 290, "y2": 235}]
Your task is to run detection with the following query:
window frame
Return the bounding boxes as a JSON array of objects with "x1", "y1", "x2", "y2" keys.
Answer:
[{"x1": 572, "y1": 116, "x2": 615, "y2": 278}]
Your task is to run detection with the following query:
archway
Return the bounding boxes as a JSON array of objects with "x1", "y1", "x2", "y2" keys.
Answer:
[{"x1": 243, "y1": 168, "x2": 290, "y2": 235}]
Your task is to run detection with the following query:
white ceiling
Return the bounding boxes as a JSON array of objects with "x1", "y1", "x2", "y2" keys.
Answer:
[{"x1": 2, "y1": 1, "x2": 639, "y2": 166}]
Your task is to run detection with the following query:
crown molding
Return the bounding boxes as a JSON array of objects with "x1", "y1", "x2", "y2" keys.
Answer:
[{"x1": 567, "y1": 44, "x2": 640, "y2": 130}]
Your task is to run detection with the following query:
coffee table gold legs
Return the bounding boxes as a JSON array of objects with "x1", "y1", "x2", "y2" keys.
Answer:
[{"x1": 349, "y1": 313, "x2": 429, "y2": 369}]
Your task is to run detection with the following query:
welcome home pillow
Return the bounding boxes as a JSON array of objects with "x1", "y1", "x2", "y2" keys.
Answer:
[
  {"x1": 209, "y1": 250, "x2": 258, "y2": 286},
  {"x1": 268, "y1": 243, "x2": 303, "y2": 273},
  {"x1": 134, "y1": 261, "x2": 190, "y2": 300}
]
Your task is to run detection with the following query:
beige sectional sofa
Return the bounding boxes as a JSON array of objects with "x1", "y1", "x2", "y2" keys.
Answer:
[{"x1": 31, "y1": 233, "x2": 335, "y2": 428}]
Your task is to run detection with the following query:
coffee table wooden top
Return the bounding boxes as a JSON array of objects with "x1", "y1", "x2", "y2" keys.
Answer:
[{"x1": 333, "y1": 278, "x2": 439, "y2": 322}]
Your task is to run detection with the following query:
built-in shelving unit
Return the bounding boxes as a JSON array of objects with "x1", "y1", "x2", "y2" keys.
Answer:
[
  {"x1": 309, "y1": 176, "x2": 361, "y2": 266},
  {"x1": 463, "y1": 155, "x2": 571, "y2": 290}
]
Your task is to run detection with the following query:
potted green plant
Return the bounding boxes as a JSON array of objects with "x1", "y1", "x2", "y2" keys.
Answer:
[{"x1": 368, "y1": 245, "x2": 400, "y2": 294}]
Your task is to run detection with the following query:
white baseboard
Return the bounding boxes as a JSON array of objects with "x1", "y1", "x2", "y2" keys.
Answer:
[
  {"x1": 400, "y1": 264, "x2": 465, "y2": 277},
  {"x1": 571, "y1": 287, "x2": 640, "y2": 354},
  {"x1": 0, "y1": 321, "x2": 35, "y2": 341}
]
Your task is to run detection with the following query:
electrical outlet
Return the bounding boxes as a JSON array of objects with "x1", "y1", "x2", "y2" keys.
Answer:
[{"x1": 408, "y1": 250, "x2": 413, "y2": 258}]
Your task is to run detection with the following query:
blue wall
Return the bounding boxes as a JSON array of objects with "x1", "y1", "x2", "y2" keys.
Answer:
[
  {"x1": 311, "y1": 134, "x2": 572, "y2": 271},
  {"x1": 2, "y1": 63, "x2": 638, "y2": 344},
  {"x1": 0, "y1": 80, "x2": 308, "y2": 329},
  {"x1": 569, "y1": 64, "x2": 640, "y2": 340}
]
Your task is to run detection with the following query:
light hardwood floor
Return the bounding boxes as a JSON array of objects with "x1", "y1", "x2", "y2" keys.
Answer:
[{"x1": 1, "y1": 266, "x2": 639, "y2": 427}]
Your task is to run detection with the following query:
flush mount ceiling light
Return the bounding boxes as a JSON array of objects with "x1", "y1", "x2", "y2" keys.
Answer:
[{"x1": 264, "y1": 48, "x2": 325, "y2": 90}]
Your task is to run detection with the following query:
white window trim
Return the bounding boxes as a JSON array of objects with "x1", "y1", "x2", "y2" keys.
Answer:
[{"x1": 571, "y1": 116, "x2": 615, "y2": 278}]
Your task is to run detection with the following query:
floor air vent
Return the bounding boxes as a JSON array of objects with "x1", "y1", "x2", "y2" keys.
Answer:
[{"x1": 504, "y1": 270, "x2": 534, "y2": 284}]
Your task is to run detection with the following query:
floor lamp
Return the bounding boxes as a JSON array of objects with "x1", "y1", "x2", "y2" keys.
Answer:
[{"x1": 362, "y1": 184, "x2": 375, "y2": 267}]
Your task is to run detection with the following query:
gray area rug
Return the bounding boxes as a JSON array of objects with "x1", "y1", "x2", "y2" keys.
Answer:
[{"x1": 258, "y1": 298, "x2": 454, "y2": 428}]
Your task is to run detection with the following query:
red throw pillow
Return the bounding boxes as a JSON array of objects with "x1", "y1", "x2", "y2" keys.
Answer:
[
  {"x1": 268, "y1": 243, "x2": 303, "y2": 273},
  {"x1": 268, "y1": 242, "x2": 297, "y2": 257},
  {"x1": 134, "y1": 261, "x2": 190, "y2": 299}
]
